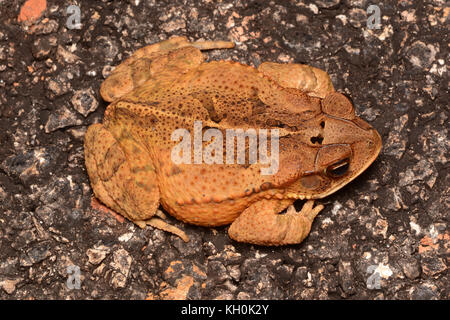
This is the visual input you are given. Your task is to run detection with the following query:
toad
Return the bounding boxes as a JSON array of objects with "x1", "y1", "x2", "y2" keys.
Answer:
[{"x1": 84, "y1": 36, "x2": 382, "y2": 245}]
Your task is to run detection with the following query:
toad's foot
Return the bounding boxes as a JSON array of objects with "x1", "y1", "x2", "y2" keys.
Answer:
[
  {"x1": 190, "y1": 39, "x2": 235, "y2": 50},
  {"x1": 135, "y1": 210, "x2": 190, "y2": 242},
  {"x1": 228, "y1": 199, "x2": 324, "y2": 246}
]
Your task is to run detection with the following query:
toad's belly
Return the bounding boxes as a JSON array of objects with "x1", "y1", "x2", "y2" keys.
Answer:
[
  {"x1": 159, "y1": 194, "x2": 249, "y2": 226},
  {"x1": 152, "y1": 149, "x2": 272, "y2": 226}
]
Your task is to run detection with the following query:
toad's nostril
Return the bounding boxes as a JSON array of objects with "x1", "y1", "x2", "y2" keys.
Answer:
[{"x1": 310, "y1": 134, "x2": 324, "y2": 144}]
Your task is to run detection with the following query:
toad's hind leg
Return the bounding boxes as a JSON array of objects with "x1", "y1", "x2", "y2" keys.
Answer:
[
  {"x1": 190, "y1": 39, "x2": 235, "y2": 50},
  {"x1": 136, "y1": 210, "x2": 190, "y2": 243},
  {"x1": 100, "y1": 36, "x2": 235, "y2": 102},
  {"x1": 84, "y1": 124, "x2": 189, "y2": 242},
  {"x1": 228, "y1": 199, "x2": 324, "y2": 246},
  {"x1": 258, "y1": 62, "x2": 334, "y2": 98}
]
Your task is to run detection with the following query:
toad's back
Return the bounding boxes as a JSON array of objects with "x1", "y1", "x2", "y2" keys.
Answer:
[{"x1": 103, "y1": 60, "x2": 322, "y2": 152}]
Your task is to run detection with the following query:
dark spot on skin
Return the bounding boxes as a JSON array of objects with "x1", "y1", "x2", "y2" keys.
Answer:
[
  {"x1": 260, "y1": 182, "x2": 273, "y2": 191},
  {"x1": 242, "y1": 162, "x2": 251, "y2": 169},
  {"x1": 147, "y1": 114, "x2": 158, "y2": 125},
  {"x1": 136, "y1": 182, "x2": 154, "y2": 192},
  {"x1": 265, "y1": 118, "x2": 283, "y2": 127},
  {"x1": 169, "y1": 165, "x2": 183, "y2": 176},
  {"x1": 131, "y1": 166, "x2": 146, "y2": 174}
]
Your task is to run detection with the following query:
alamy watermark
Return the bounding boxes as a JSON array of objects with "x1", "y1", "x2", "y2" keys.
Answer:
[
  {"x1": 366, "y1": 265, "x2": 381, "y2": 290},
  {"x1": 367, "y1": 4, "x2": 381, "y2": 30},
  {"x1": 66, "y1": 5, "x2": 82, "y2": 30},
  {"x1": 66, "y1": 265, "x2": 81, "y2": 290},
  {"x1": 171, "y1": 121, "x2": 279, "y2": 175}
]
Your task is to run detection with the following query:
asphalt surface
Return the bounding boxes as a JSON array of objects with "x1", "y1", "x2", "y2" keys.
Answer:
[{"x1": 0, "y1": 0, "x2": 448, "y2": 299}]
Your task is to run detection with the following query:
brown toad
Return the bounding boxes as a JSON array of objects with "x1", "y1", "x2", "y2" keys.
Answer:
[{"x1": 84, "y1": 36, "x2": 382, "y2": 245}]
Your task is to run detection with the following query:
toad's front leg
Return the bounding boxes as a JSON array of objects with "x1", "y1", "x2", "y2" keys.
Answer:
[{"x1": 228, "y1": 199, "x2": 324, "y2": 246}]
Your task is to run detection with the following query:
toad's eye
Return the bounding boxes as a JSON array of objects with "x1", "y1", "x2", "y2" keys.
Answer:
[{"x1": 326, "y1": 158, "x2": 350, "y2": 178}]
